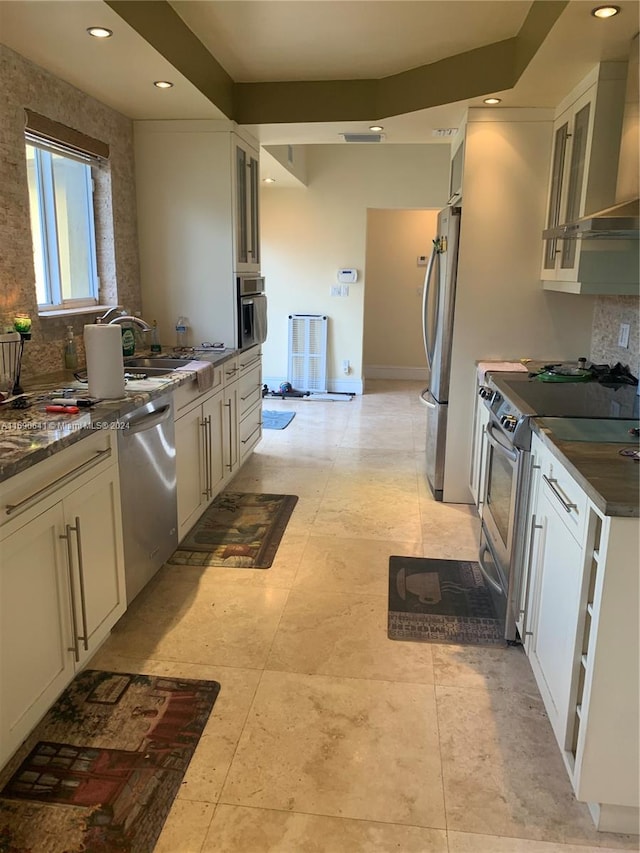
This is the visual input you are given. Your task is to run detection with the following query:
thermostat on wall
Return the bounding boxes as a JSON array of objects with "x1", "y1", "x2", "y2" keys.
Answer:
[{"x1": 337, "y1": 268, "x2": 358, "y2": 284}]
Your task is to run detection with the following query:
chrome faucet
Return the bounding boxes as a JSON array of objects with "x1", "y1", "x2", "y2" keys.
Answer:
[
  {"x1": 95, "y1": 307, "x2": 152, "y2": 332},
  {"x1": 107, "y1": 315, "x2": 153, "y2": 333}
]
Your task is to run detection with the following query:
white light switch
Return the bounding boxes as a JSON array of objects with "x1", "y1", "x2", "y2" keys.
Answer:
[{"x1": 618, "y1": 323, "x2": 630, "y2": 348}]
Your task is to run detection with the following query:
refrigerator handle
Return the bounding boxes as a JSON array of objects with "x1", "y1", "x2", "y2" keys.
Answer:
[
  {"x1": 419, "y1": 388, "x2": 436, "y2": 408},
  {"x1": 421, "y1": 242, "x2": 438, "y2": 370}
]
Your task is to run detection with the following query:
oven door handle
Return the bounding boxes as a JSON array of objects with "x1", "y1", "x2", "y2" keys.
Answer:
[
  {"x1": 478, "y1": 541, "x2": 505, "y2": 595},
  {"x1": 485, "y1": 423, "x2": 519, "y2": 463}
]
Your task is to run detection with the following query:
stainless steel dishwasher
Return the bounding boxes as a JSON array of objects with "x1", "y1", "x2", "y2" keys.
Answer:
[{"x1": 117, "y1": 393, "x2": 177, "y2": 604}]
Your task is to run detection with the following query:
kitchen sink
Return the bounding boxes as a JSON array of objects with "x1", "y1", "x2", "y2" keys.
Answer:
[
  {"x1": 123, "y1": 357, "x2": 195, "y2": 369},
  {"x1": 124, "y1": 366, "x2": 176, "y2": 377}
]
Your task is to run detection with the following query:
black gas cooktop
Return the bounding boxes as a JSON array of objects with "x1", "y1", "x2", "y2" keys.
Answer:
[{"x1": 492, "y1": 372, "x2": 639, "y2": 420}]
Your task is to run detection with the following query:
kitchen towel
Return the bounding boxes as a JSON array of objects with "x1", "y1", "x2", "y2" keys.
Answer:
[
  {"x1": 176, "y1": 360, "x2": 215, "y2": 392},
  {"x1": 84, "y1": 324, "x2": 125, "y2": 399}
]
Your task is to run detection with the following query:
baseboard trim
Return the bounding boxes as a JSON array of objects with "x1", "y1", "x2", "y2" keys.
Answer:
[{"x1": 364, "y1": 365, "x2": 428, "y2": 381}]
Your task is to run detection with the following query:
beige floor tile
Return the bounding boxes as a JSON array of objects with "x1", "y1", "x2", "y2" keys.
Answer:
[
  {"x1": 447, "y1": 830, "x2": 638, "y2": 852},
  {"x1": 437, "y1": 685, "x2": 637, "y2": 848},
  {"x1": 154, "y1": 799, "x2": 215, "y2": 853},
  {"x1": 220, "y1": 670, "x2": 445, "y2": 829},
  {"x1": 266, "y1": 589, "x2": 434, "y2": 683},
  {"x1": 293, "y1": 535, "x2": 422, "y2": 597},
  {"x1": 103, "y1": 571, "x2": 289, "y2": 669},
  {"x1": 432, "y1": 643, "x2": 540, "y2": 697},
  {"x1": 203, "y1": 804, "x2": 449, "y2": 852}
]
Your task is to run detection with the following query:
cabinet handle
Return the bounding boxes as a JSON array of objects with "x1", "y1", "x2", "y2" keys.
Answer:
[
  {"x1": 71, "y1": 516, "x2": 89, "y2": 651},
  {"x1": 519, "y1": 515, "x2": 543, "y2": 634},
  {"x1": 225, "y1": 366, "x2": 239, "y2": 378},
  {"x1": 225, "y1": 401, "x2": 233, "y2": 470},
  {"x1": 241, "y1": 390, "x2": 258, "y2": 402},
  {"x1": 240, "y1": 355, "x2": 261, "y2": 371},
  {"x1": 5, "y1": 448, "x2": 111, "y2": 516},
  {"x1": 200, "y1": 418, "x2": 210, "y2": 498},
  {"x1": 542, "y1": 474, "x2": 577, "y2": 513},
  {"x1": 60, "y1": 524, "x2": 80, "y2": 662},
  {"x1": 241, "y1": 424, "x2": 261, "y2": 445},
  {"x1": 206, "y1": 415, "x2": 213, "y2": 498}
]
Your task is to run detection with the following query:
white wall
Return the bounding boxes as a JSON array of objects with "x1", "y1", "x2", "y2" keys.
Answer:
[
  {"x1": 260, "y1": 143, "x2": 450, "y2": 391},
  {"x1": 364, "y1": 208, "x2": 439, "y2": 379}
]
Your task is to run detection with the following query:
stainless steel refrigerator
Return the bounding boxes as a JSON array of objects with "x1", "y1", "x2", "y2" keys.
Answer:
[{"x1": 421, "y1": 205, "x2": 462, "y2": 501}]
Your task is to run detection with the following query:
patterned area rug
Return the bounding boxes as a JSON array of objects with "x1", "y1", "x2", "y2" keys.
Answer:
[
  {"x1": 262, "y1": 410, "x2": 296, "y2": 429},
  {"x1": 0, "y1": 670, "x2": 220, "y2": 853},
  {"x1": 388, "y1": 557, "x2": 505, "y2": 645},
  {"x1": 169, "y1": 492, "x2": 298, "y2": 568}
]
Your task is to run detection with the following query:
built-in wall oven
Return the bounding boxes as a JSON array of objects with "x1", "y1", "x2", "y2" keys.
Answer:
[{"x1": 237, "y1": 274, "x2": 267, "y2": 350}]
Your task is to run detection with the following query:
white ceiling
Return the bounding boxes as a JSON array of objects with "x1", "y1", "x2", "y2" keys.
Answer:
[{"x1": 1, "y1": 0, "x2": 638, "y2": 154}]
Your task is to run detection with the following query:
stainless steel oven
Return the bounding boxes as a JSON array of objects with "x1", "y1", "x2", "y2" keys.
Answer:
[
  {"x1": 478, "y1": 381, "x2": 534, "y2": 642},
  {"x1": 237, "y1": 274, "x2": 267, "y2": 350}
]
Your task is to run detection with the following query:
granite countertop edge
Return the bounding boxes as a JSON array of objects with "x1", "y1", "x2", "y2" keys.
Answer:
[
  {"x1": 0, "y1": 350, "x2": 238, "y2": 483},
  {"x1": 532, "y1": 419, "x2": 639, "y2": 518}
]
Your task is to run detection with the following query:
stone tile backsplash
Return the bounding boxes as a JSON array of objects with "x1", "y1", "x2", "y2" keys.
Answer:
[
  {"x1": 591, "y1": 295, "x2": 640, "y2": 379},
  {"x1": 0, "y1": 45, "x2": 141, "y2": 381}
]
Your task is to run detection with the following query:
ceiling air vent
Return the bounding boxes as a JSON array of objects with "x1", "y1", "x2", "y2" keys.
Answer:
[{"x1": 341, "y1": 133, "x2": 385, "y2": 143}]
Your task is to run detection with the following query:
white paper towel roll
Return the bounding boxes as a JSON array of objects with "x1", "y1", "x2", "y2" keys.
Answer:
[{"x1": 84, "y1": 324, "x2": 125, "y2": 399}]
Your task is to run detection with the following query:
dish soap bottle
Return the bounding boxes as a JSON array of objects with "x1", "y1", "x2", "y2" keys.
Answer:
[
  {"x1": 150, "y1": 320, "x2": 162, "y2": 353},
  {"x1": 64, "y1": 326, "x2": 78, "y2": 370},
  {"x1": 121, "y1": 322, "x2": 136, "y2": 357}
]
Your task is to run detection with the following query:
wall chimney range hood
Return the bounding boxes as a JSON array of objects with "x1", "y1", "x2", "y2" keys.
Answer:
[{"x1": 542, "y1": 198, "x2": 639, "y2": 240}]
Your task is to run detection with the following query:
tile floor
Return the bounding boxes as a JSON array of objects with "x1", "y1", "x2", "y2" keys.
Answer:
[{"x1": 92, "y1": 380, "x2": 638, "y2": 853}]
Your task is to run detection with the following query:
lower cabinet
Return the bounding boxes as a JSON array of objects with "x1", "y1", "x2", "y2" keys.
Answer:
[
  {"x1": 0, "y1": 434, "x2": 126, "y2": 768},
  {"x1": 524, "y1": 432, "x2": 639, "y2": 833},
  {"x1": 174, "y1": 350, "x2": 262, "y2": 539}
]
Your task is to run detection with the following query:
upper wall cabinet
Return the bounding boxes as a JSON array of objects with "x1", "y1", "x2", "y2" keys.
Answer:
[
  {"x1": 235, "y1": 136, "x2": 260, "y2": 272},
  {"x1": 134, "y1": 121, "x2": 261, "y2": 350},
  {"x1": 541, "y1": 63, "x2": 638, "y2": 295}
]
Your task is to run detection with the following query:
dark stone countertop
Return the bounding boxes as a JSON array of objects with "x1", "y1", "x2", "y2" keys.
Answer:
[
  {"x1": 0, "y1": 349, "x2": 237, "y2": 483},
  {"x1": 532, "y1": 419, "x2": 640, "y2": 518}
]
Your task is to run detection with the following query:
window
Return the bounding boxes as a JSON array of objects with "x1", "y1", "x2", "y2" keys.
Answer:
[{"x1": 26, "y1": 141, "x2": 99, "y2": 311}]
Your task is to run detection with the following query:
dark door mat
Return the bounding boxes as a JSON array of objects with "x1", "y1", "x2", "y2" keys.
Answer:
[
  {"x1": 388, "y1": 556, "x2": 505, "y2": 645},
  {"x1": 0, "y1": 669, "x2": 220, "y2": 853},
  {"x1": 169, "y1": 492, "x2": 298, "y2": 568}
]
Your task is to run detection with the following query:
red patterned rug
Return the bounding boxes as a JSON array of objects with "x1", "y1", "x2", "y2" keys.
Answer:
[
  {"x1": 0, "y1": 669, "x2": 220, "y2": 852},
  {"x1": 168, "y1": 491, "x2": 298, "y2": 568}
]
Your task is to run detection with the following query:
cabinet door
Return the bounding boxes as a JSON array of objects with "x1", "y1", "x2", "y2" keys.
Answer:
[
  {"x1": 63, "y1": 467, "x2": 126, "y2": 666},
  {"x1": 203, "y1": 390, "x2": 225, "y2": 499},
  {"x1": 527, "y1": 484, "x2": 584, "y2": 749},
  {"x1": 222, "y1": 382, "x2": 240, "y2": 482},
  {"x1": 175, "y1": 403, "x2": 207, "y2": 541},
  {"x1": 0, "y1": 504, "x2": 74, "y2": 766},
  {"x1": 235, "y1": 137, "x2": 260, "y2": 272},
  {"x1": 542, "y1": 118, "x2": 570, "y2": 274}
]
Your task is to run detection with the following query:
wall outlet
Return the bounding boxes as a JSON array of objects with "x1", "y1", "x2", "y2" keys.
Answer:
[
  {"x1": 618, "y1": 323, "x2": 630, "y2": 348},
  {"x1": 342, "y1": 359, "x2": 350, "y2": 374},
  {"x1": 417, "y1": 255, "x2": 428, "y2": 266}
]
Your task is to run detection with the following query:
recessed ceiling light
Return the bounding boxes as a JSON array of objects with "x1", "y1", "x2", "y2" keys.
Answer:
[
  {"x1": 591, "y1": 5, "x2": 620, "y2": 17},
  {"x1": 483, "y1": 97, "x2": 502, "y2": 105},
  {"x1": 87, "y1": 26, "x2": 113, "y2": 38},
  {"x1": 369, "y1": 125, "x2": 384, "y2": 132},
  {"x1": 262, "y1": 177, "x2": 276, "y2": 184},
  {"x1": 154, "y1": 81, "x2": 174, "y2": 89}
]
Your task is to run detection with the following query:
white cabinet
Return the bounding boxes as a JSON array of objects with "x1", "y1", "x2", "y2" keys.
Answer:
[
  {"x1": 235, "y1": 136, "x2": 260, "y2": 272},
  {"x1": 174, "y1": 351, "x2": 262, "y2": 539},
  {"x1": 524, "y1": 432, "x2": 639, "y2": 833},
  {"x1": 541, "y1": 63, "x2": 636, "y2": 295},
  {"x1": 134, "y1": 120, "x2": 261, "y2": 350},
  {"x1": 238, "y1": 348, "x2": 263, "y2": 465},
  {"x1": 0, "y1": 433, "x2": 126, "y2": 767},
  {"x1": 174, "y1": 364, "x2": 225, "y2": 541}
]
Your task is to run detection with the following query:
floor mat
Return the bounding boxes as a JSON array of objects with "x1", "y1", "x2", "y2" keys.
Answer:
[
  {"x1": 388, "y1": 556, "x2": 505, "y2": 645},
  {"x1": 263, "y1": 410, "x2": 296, "y2": 429},
  {"x1": 169, "y1": 491, "x2": 298, "y2": 568},
  {"x1": 0, "y1": 669, "x2": 220, "y2": 853}
]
